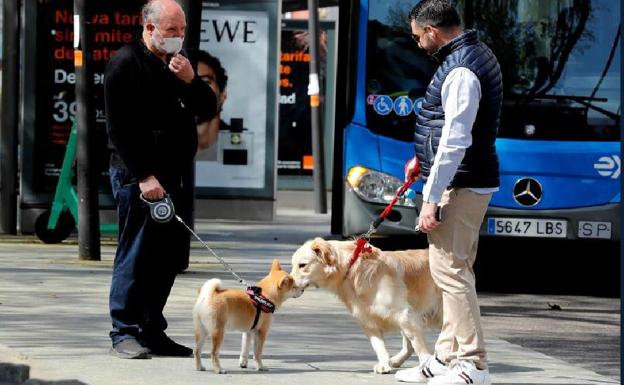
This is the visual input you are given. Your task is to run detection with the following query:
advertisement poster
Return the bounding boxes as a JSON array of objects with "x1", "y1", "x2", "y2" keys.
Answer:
[
  {"x1": 195, "y1": 9, "x2": 269, "y2": 189},
  {"x1": 32, "y1": 0, "x2": 144, "y2": 194},
  {"x1": 278, "y1": 29, "x2": 313, "y2": 175},
  {"x1": 277, "y1": 25, "x2": 330, "y2": 177}
]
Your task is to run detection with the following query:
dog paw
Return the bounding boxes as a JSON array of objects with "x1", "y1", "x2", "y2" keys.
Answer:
[
  {"x1": 389, "y1": 358, "x2": 403, "y2": 368},
  {"x1": 373, "y1": 362, "x2": 392, "y2": 374},
  {"x1": 196, "y1": 365, "x2": 206, "y2": 371},
  {"x1": 389, "y1": 354, "x2": 410, "y2": 368},
  {"x1": 239, "y1": 361, "x2": 248, "y2": 368},
  {"x1": 214, "y1": 368, "x2": 227, "y2": 374},
  {"x1": 256, "y1": 365, "x2": 269, "y2": 372}
]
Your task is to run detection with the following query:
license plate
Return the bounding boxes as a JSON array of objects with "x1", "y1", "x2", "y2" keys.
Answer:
[
  {"x1": 487, "y1": 217, "x2": 567, "y2": 238},
  {"x1": 578, "y1": 221, "x2": 612, "y2": 239}
]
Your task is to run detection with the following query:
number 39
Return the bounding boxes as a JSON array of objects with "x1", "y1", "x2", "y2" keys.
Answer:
[{"x1": 53, "y1": 100, "x2": 77, "y2": 123}]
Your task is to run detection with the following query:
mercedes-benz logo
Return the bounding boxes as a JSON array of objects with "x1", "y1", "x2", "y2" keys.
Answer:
[{"x1": 513, "y1": 178, "x2": 542, "y2": 206}]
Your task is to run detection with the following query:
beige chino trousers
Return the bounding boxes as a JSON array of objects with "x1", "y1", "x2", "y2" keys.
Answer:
[{"x1": 427, "y1": 188, "x2": 492, "y2": 369}]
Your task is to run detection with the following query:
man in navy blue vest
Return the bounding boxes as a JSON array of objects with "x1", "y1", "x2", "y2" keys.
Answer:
[{"x1": 395, "y1": 1, "x2": 501, "y2": 384}]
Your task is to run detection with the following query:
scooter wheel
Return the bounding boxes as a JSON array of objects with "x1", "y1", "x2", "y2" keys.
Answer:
[{"x1": 34, "y1": 210, "x2": 75, "y2": 244}]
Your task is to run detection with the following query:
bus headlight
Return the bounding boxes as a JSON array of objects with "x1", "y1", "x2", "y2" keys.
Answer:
[{"x1": 346, "y1": 166, "x2": 416, "y2": 207}]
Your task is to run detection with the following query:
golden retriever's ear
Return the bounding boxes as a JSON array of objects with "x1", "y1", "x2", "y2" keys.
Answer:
[
  {"x1": 271, "y1": 259, "x2": 282, "y2": 271},
  {"x1": 310, "y1": 238, "x2": 335, "y2": 266},
  {"x1": 279, "y1": 275, "x2": 294, "y2": 289}
]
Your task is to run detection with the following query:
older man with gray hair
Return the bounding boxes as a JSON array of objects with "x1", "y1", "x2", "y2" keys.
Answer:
[{"x1": 105, "y1": 0, "x2": 217, "y2": 359}]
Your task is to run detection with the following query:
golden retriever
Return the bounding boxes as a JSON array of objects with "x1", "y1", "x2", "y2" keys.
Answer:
[{"x1": 290, "y1": 238, "x2": 441, "y2": 374}]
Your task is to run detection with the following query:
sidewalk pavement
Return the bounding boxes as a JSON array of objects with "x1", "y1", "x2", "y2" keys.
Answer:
[{"x1": 0, "y1": 207, "x2": 619, "y2": 385}]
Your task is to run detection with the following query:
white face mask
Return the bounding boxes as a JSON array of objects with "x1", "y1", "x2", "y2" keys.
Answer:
[{"x1": 152, "y1": 27, "x2": 183, "y2": 55}]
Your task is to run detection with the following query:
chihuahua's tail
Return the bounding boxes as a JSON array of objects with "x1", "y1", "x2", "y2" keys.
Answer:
[
  {"x1": 193, "y1": 279, "x2": 223, "y2": 337},
  {"x1": 198, "y1": 278, "x2": 222, "y2": 302}
]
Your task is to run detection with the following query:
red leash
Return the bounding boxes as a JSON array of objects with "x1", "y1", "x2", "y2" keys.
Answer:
[
  {"x1": 347, "y1": 238, "x2": 373, "y2": 270},
  {"x1": 347, "y1": 173, "x2": 417, "y2": 271}
]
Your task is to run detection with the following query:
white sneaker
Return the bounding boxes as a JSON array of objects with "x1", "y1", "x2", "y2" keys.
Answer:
[
  {"x1": 395, "y1": 355, "x2": 449, "y2": 383},
  {"x1": 428, "y1": 360, "x2": 491, "y2": 385}
]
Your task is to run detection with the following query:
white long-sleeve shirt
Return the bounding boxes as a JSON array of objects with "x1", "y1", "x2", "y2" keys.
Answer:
[{"x1": 421, "y1": 67, "x2": 499, "y2": 204}]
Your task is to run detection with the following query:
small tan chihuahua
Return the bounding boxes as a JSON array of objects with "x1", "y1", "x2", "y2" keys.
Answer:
[{"x1": 193, "y1": 260, "x2": 303, "y2": 373}]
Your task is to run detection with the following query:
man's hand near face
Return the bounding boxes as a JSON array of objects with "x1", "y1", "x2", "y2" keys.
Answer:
[{"x1": 169, "y1": 53, "x2": 194, "y2": 84}]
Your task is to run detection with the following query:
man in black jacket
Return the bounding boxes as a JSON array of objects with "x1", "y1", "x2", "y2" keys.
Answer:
[{"x1": 104, "y1": 0, "x2": 217, "y2": 359}]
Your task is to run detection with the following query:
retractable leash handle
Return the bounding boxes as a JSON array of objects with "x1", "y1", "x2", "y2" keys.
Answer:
[{"x1": 139, "y1": 193, "x2": 176, "y2": 223}]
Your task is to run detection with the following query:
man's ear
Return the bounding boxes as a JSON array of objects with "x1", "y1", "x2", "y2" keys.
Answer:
[
  {"x1": 271, "y1": 259, "x2": 282, "y2": 272},
  {"x1": 310, "y1": 238, "x2": 335, "y2": 266},
  {"x1": 279, "y1": 275, "x2": 294, "y2": 289}
]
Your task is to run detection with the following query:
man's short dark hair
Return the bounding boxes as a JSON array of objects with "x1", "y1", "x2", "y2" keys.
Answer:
[
  {"x1": 193, "y1": 49, "x2": 228, "y2": 91},
  {"x1": 409, "y1": 0, "x2": 461, "y2": 28}
]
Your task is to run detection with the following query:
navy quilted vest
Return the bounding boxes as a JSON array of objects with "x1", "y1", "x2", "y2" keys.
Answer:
[{"x1": 414, "y1": 30, "x2": 502, "y2": 188}]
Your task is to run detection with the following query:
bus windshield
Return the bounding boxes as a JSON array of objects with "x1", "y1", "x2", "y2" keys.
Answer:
[
  {"x1": 365, "y1": 0, "x2": 436, "y2": 142},
  {"x1": 366, "y1": 0, "x2": 620, "y2": 142}
]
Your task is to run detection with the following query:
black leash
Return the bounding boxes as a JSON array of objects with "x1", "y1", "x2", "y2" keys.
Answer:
[
  {"x1": 140, "y1": 193, "x2": 251, "y2": 286},
  {"x1": 174, "y1": 213, "x2": 250, "y2": 287},
  {"x1": 141, "y1": 194, "x2": 276, "y2": 329}
]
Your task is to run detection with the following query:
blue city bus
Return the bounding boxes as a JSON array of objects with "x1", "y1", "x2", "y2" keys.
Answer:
[{"x1": 331, "y1": 0, "x2": 620, "y2": 241}]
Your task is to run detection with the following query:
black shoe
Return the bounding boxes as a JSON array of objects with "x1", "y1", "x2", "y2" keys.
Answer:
[
  {"x1": 110, "y1": 338, "x2": 150, "y2": 359},
  {"x1": 144, "y1": 334, "x2": 192, "y2": 357}
]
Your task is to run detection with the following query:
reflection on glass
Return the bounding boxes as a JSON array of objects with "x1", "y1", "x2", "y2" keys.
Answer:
[
  {"x1": 461, "y1": 0, "x2": 620, "y2": 141},
  {"x1": 366, "y1": 0, "x2": 620, "y2": 142},
  {"x1": 366, "y1": 0, "x2": 437, "y2": 142}
]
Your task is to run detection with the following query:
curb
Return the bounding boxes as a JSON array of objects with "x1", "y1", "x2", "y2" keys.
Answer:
[{"x1": 0, "y1": 346, "x2": 88, "y2": 385}]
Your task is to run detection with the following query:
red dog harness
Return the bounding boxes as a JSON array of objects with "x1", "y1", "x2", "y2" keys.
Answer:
[{"x1": 246, "y1": 286, "x2": 275, "y2": 330}]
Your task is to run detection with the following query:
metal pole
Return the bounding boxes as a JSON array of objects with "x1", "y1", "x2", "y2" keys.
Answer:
[
  {"x1": 0, "y1": 0, "x2": 20, "y2": 234},
  {"x1": 331, "y1": 0, "x2": 358, "y2": 235},
  {"x1": 180, "y1": 0, "x2": 200, "y2": 232},
  {"x1": 307, "y1": 0, "x2": 327, "y2": 213},
  {"x1": 180, "y1": 0, "x2": 200, "y2": 51},
  {"x1": 74, "y1": 0, "x2": 101, "y2": 260}
]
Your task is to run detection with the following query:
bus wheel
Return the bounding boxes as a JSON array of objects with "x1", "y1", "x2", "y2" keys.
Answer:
[{"x1": 35, "y1": 210, "x2": 75, "y2": 244}]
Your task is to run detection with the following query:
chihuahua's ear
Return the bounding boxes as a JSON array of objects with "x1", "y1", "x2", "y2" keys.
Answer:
[
  {"x1": 271, "y1": 259, "x2": 282, "y2": 272},
  {"x1": 310, "y1": 238, "x2": 335, "y2": 266},
  {"x1": 279, "y1": 275, "x2": 294, "y2": 289}
]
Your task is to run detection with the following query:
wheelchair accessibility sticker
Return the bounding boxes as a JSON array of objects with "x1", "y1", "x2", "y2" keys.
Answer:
[
  {"x1": 373, "y1": 95, "x2": 393, "y2": 115},
  {"x1": 413, "y1": 97, "x2": 424, "y2": 115},
  {"x1": 393, "y1": 96, "x2": 413, "y2": 116}
]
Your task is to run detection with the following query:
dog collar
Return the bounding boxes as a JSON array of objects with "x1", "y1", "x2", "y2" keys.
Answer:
[{"x1": 246, "y1": 286, "x2": 276, "y2": 330}]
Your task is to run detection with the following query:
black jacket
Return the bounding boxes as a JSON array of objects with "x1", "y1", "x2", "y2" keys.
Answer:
[{"x1": 104, "y1": 41, "x2": 217, "y2": 188}]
